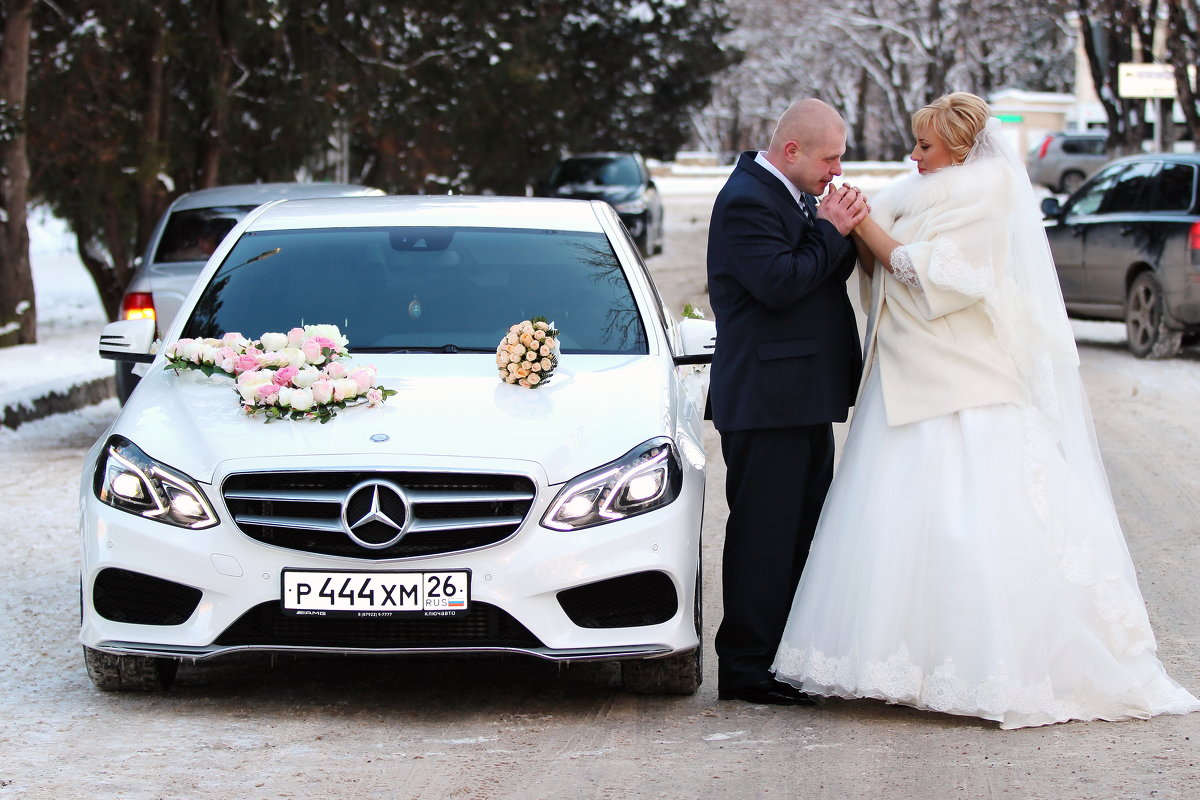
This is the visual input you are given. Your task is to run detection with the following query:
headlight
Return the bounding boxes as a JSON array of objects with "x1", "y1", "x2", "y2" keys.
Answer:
[
  {"x1": 542, "y1": 437, "x2": 681, "y2": 531},
  {"x1": 94, "y1": 436, "x2": 218, "y2": 529},
  {"x1": 613, "y1": 198, "x2": 647, "y2": 214}
]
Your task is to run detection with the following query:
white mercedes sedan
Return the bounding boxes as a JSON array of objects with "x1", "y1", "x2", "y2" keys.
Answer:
[{"x1": 82, "y1": 195, "x2": 715, "y2": 695}]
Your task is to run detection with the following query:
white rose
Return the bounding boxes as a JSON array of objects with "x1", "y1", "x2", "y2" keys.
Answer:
[
  {"x1": 236, "y1": 371, "x2": 273, "y2": 404},
  {"x1": 334, "y1": 377, "x2": 359, "y2": 400},
  {"x1": 280, "y1": 347, "x2": 307, "y2": 368},
  {"x1": 303, "y1": 324, "x2": 349, "y2": 349},
  {"x1": 288, "y1": 387, "x2": 314, "y2": 411},
  {"x1": 182, "y1": 340, "x2": 206, "y2": 363},
  {"x1": 260, "y1": 332, "x2": 289, "y2": 352},
  {"x1": 291, "y1": 367, "x2": 320, "y2": 388}
]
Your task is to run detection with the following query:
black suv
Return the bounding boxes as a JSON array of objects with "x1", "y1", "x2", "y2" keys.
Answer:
[
  {"x1": 1042, "y1": 153, "x2": 1200, "y2": 358},
  {"x1": 539, "y1": 152, "x2": 663, "y2": 257}
]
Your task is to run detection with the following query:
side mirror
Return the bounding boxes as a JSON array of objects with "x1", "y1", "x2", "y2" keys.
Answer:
[
  {"x1": 674, "y1": 317, "x2": 715, "y2": 366},
  {"x1": 99, "y1": 319, "x2": 156, "y2": 363},
  {"x1": 1040, "y1": 196, "x2": 1062, "y2": 219}
]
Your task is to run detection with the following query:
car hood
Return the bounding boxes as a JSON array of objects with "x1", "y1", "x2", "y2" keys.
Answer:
[{"x1": 112, "y1": 354, "x2": 673, "y2": 486}]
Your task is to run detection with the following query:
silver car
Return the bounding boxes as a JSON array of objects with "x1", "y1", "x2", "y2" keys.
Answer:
[
  {"x1": 1026, "y1": 132, "x2": 1110, "y2": 195},
  {"x1": 116, "y1": 182, "x2": 384, "y2": 401}
]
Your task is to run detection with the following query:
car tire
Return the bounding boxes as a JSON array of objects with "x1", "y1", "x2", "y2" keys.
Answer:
[
  {"x1": 1125, "y1": 272, "x2": 1183, "y2": 359},
  {"x1": 1059, "y1": 170, "x2": 1086, "y2": 195},
  {"x1": 621, "y1": 559, "x2": 703, "y2": 695},
  {"x1": 83, "y1": 645, "x2": 178, "y2": 692}
]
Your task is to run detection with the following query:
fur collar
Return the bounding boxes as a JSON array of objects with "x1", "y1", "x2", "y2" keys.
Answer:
[{"x1": 874, "y1": 157, "x2": 1007, "y2": 221}]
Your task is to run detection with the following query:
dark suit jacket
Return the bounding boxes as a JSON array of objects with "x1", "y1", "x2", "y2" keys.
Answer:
[{"x1": 706, "y1": 151, "x2": 862, "y2": 431}]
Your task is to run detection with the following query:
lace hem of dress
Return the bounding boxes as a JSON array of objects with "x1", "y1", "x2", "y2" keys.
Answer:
[
  {"x1": 774, "y1": 642, "x2": 1200, "y2": 730},
  {"x1": 889, "y1": 246, "x2": 921, "y2": 287}
]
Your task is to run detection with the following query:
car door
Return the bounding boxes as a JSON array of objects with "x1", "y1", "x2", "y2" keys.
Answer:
[
  {"x1": 1082, "y1": 160, "x2": 1159, "y2": 307},
  {"x1": 1048, "y1": 164, "x2": 1127, "y2": 305},
  {"x1": 1135, "y1": 161, "x2": 1199, "y2": 316}
]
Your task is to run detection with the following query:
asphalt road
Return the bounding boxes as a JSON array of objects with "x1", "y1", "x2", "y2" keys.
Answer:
[{"x1": 0, "y1": 184, "x2": 1197, "y2": 800}]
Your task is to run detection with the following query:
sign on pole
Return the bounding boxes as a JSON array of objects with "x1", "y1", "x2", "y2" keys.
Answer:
[{"x1": 1118, "y1": 63, "x2": 1176, "y2": 99}]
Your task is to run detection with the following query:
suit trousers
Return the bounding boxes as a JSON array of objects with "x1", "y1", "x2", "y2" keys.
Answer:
[{"x1": 715, "y1": 423, "x2": 835, "y2": 690}]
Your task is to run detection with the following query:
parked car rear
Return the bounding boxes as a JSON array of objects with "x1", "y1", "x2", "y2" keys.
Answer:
[
  {"x1": 1041, "y1": 153, "x2": 1200, "y2": 358},
  {"x1": 1027, "y1": 131, "x2": 1110, "y2": 195},
  {"x1": 116, "y1": 182, "x2": 384, "y2": 401}
]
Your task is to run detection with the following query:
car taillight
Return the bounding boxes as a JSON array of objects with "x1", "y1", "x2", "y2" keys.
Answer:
[
  {"x1": 121, "y1": 292, "x2": 156, "y2": 321},
  {"x1": 1037, "y1": 136, "x2": 1052, "y2": 160},
  {"x1": 1190, "y1": 221, "x2": 1200, "y2": 252}
]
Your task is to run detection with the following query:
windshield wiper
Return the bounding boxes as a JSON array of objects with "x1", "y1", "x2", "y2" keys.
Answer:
[{"x1": 352, "y1": 344, "x2": 496, "y2": 354}]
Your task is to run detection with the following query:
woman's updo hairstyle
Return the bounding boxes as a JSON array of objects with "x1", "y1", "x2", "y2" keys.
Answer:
[{"x1": 911, "y1": 92, "x2": 990, "y2": 165}]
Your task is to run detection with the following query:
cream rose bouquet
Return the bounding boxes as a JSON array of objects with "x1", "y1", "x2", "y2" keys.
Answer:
[
  {"x1": 496, "y1": 318, "x2": 559, "y2": 388},
  {"x1": 163, "y1": 324, "x2": 395, "y2": 422}
]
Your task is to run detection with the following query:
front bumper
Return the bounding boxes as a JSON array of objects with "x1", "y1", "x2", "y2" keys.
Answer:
[{"x1": 80, "y1": 457, "x2": 703, "y2": 663}]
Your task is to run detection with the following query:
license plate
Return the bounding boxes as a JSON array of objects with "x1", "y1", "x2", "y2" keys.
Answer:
[{"x1": 281, "y1": 569, "x2": 470, "y2": 618}]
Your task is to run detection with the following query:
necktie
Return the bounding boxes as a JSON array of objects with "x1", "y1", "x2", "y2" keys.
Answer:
[{"x1": 799, "y1": 197, "x2": 812, "y2": 223}]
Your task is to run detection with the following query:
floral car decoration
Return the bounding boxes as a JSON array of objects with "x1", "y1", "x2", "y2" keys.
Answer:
[
  {"x1": 163, "y1": 323, "x2": 396, "y2": 423},
  {"x1": 496, "y1": 318, "x2": 559, "y2": 388}
]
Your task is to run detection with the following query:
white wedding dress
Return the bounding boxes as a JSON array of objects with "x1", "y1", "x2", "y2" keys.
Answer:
[{"x1": 772, "y1": 120, "x2": 1200, "y2": 729}]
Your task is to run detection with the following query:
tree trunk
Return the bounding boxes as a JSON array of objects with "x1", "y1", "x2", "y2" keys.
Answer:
[
  {"x1": 0, "y1": 0, "x2": 35, "y2": 347},
  {"x1": 1167, "y1": 0, "x2": 1200, "y2": 147}
]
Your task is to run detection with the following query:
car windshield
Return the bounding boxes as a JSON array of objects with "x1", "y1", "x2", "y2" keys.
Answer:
[
  {"x1": 154, "y1": 206, "x2": 256, "y2": 263},
  {"x1": 549, "y1": 157, "x2": 641, "y2": 188},
  {"x1": 181, "y1": 226, "x2": 648, "y2": 354}
]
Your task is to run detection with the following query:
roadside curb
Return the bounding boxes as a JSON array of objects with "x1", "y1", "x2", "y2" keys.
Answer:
[{"x1": 1, "y1": 375, "x2": 115, "y2": 429}]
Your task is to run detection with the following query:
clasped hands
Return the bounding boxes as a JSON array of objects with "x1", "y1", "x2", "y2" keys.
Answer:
[{"x1": 816, "y1": 184, "x2": 871, "y2": 236}]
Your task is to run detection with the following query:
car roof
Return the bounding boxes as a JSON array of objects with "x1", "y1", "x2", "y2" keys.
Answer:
[
  {"x1": 1104, "y1": 152, "x2": 1200, "y2": 166},
  {"x1": 245, "y1": 194, "x2": 608, "y2": 233},
  {"x1": 560, "y1": 152, "x2": 641, "y2": 160},
  {"x1": 169, "y1": 182, "x2": 384, "y2": 211}
]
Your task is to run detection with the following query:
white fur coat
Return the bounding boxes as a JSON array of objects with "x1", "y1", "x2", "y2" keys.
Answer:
[{"x1": 859, "y1": 158, "x2": 1026, "y2": 426}]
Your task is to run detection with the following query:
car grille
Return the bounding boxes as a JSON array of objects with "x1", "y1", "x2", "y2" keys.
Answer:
[
  {"x1": 557, "y1": 571, "x2": 679, "y2": 628},
  {"x1": 222, "y1": 471, "x2": 536, "y2": 559},
  {"x1": 92, "y1": 568, "x2": 203, "y2": 626},
  {"x1": 215, "y1": 601, "x2": 544, "y2": 649}
]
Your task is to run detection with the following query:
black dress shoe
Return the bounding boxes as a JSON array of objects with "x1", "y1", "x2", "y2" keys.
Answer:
[{"x1": 718, "y1": 679, "x2": 819, "y2": 706}]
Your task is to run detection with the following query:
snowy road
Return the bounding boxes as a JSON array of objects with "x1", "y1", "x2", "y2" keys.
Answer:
[{"x1": 1, "y1": 181, "x2": 1198, "y2": 799}]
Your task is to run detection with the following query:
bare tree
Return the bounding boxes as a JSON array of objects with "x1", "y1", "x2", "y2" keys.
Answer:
[
  {"x1": 0, "y1": 0, "x2": 34, "y2": 347},
  {"x1": 1075, "y1": 0, "x2": 1160, "y2": 155},
  {"x1": 1166, "y1": 0, "x2": 1200, "y2": 146},
  {"x1": 693, "y1": 0, "x2": 1075, "y2": 161}
]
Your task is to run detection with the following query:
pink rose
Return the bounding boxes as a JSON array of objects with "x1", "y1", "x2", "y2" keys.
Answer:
[
  {"x1": 235, "y1": 354, "x2": 260, "y2": 374},
  {"x1": 257, "y1": 384, "x2": 280, "y2": 405},
  {"x1": 349, "y1": 367, "x2": 375, "y2": 391},
  {"x1": 274, "y1": 365, "x2": 300, "y2": 386},
  {"x1": 366, "y1": 388, "x2": 384, "y2": 407},
  {"x1": 302, "y1": 338, "x2": 325, "y2": 364},
  {"x1": 287, "y1": 327, "x2": 305, "y2": 347},
  {"x1": 323, "y1": 361, "x2": 347, "y2": 380},
  {"x1": 311, "y1": 378, "x2": 335, "y2": 405}
]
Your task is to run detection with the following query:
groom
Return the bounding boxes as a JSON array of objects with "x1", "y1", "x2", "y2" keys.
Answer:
[{"x1": 707, "y1": 98, "x2": 866, "y2": 705}]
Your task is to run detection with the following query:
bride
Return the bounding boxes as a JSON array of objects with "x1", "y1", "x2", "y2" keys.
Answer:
[{"x1": 772, "y1": 92, "x2": 1200, "y2": 729}]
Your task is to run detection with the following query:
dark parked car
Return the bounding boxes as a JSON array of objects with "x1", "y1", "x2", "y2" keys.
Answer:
[
  {"x1": 539, "y1": 152, "x2": 664, "y2": 257},
  {"x1": 1041, "y1": 153, "x2": 1200, "y2": 358},
  {"x1": 1027, "y1": 131, "x2": 1110, "y2": 195},
  {"x1": 116, "y1": 182, "x2": 383, "y2": 401}
]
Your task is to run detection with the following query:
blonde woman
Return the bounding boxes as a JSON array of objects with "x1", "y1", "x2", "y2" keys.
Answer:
[{"x1": 772, "y1": 92, "x2": 1200, "y2": 728}]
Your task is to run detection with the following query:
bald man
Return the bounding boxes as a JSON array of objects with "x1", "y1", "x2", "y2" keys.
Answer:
[{"x1": 707, "y1": 99, "x2": 867, "y2": 705}]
